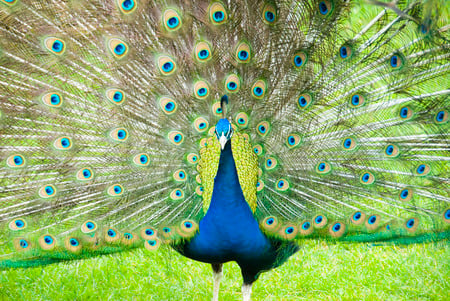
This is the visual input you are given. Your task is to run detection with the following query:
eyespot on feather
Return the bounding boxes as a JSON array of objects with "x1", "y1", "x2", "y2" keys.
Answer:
[
  {"x1": 107, "y1": 184, "x2": 124, "y2": 196},
  {"x1": 398, "y1": 187, "x2": 413, "y2": 202},
  {"x1": 194, "y1": 42, "x2": 212, "y2": 62},
  {"x1": 349, "y1": 211, "x2": 365, "y2": 226},
  {"x1": 225, "y1": 74, "x2": 240, "y2": 93},
  {"x1": 193, "y1": 117, "x2": 209, "y2": 133},
  {"x1": 179, "y1": 220, "x2": 199, "y2": 236},
  {"x1": 279, "y1": 225, "x2": 298, "y2": 240},
  {"x1": 315, "y1": 161, "x2": 331, "y2": 174},
  {"x1": 262, "y1": 216, "x2": 279, "y2": 232},
  {"x1": 349, "y1": 93, "x2": 365, "y2": 108},
  {"x1": 158, "y1": 97, "x2": 177, "y2": 115},
  {"x1": 329, "y1": 221, "x2": 346, "y2": 238},
  {"x1": 442, "y1": 208, "x2": 450, "y2": 224},
  {"x1": 173, "y1": 169, "x2": 187, "y2": 182},
  {"x1": 434, "y1": 110, "x2": 448, "y2": 124},
  {"x1": 275, "y1": 178, "x2": 289, "y2": 191},
  {"x1": 44, "y1": 37, "x2": 66, "y2": 55},
  {"x1": 318, "y1": 0, "x2": 333, "y2": 16},
  {"x1": 76, "y1": 167, "x2": 94, "y2": 181},
  {"x1": 212, "y1": 101, "x2": 222, "y2": 116},
  {"x1": 194, "y1": 81, "x2": 210, "y2": 99},
  {"x1": 235, "y1": 112, "x2": 249, "y2": 128},
  {"x1": 65, "y1": 237, "x2": 82, "y2": 252},
  {"x1": 14, "y1": 238, "x2": 32, "y2": 251},
  {"x1": 251, "y1": 80, "x2": 267, "y2": 99},
  {"x1": 404, "y1": 217, "x2": 419, "y2": 233},
  {"x1": 365, "y1": 214, "x2": 380, "y2": 231},
  {"x1": 265, "y1": 156, "x2": 278, "y2": 170},
  {"x1": 133, "y1": 153, "x2": 150, "y2": 166},
  {"x1": 163, "y1": 9, "x2": 182, "y2": 32},
  {"x1": 253, "y1": 144, "x2": 264, "y2": 156},
  {"x1": 157, "y1": 55, "x2": 177, "y2": 76},
  {"x1": 1, "y1": 0, "x2": 18, "y2": 6},
  {"x1": 299, "y1": 220, "x2": 314, "y2": 236},
  {"x1": 414, "y1": 163, "x2": 430, "y2": 176},
  {"x1": 39, "y1": 185, "x2": 57, "y2": 198},
  {"x1": 106, "y1": 89, "x2": 126, "y2": 105},
  {"x1": 122, "y1": 232, "x2": 138, "y2": 245},
  {"x1": 399, "y1": 106, "x2": 414, "y2": 120},
  {"x1": 256, "y1": 180, "x2": 265, "y2": 192},
  {"x1": 292, "y1": 51, "x2": 307, "y2": 69},
  {"x1": 209, "y1": 2, "x2": 228, "y2": 25},
  {"x1": 170, "y1": 188, "x2": 184, "y2": 200},
  {"x1": 196, "y1": 186, "x2": 204, "y2": 195},
  {"x1": 235, "y1": 41, "x2": 251, "y2": 63},
  {"x1": 342, "y1": 137, "x2": 357, "y2": 150},
  {"x1": 187, "y1": 153, "x2": 199, "y2": 164},
  {"x1": 384, "y1": 144, "x2": 399, "y2": 158},
  {"x1": 286, "y1": 134, "x2": 301, "y2": 149},
  {"x1": 168, "y1": 131, "x2": 184, "y2": 146},
  {"x1": 360, "y1": 172, "x2": 375, "y2": 185},
  {"x1": 9, "y1": 218, "x2": 27, "y2": 231},
  {"x1": 81, "y1": 220, "x2": 98, "y2": 234},
  {"x1": 117, "y1": 0, "x2": 137, "y2": 14},
  {"x1": 109, "y1": 128, "x2": 128, "y2": 142},
  {"x1": 313, "y1": 215, "x2": 328, "y2": 228},
  {"x1": 297, "y1": 93, "x2": 313, "y2": 109},
  {"x1": 54, "y1": 136, "x2": 72, "y2": 150},
  {"x1": 6, "y1": 154, "x2": 26, "y2": 168},
  {"x1": 262, "y1": 3, "x2": 278, "y2": 24},
  {"x1": 144, "y1": 238, "x2": 161, "y2": 251},
  {"x1": 339, "y1": 44, "x2": 352, "y2": 59},
  {"x1": 257, "y1": 121, "x2": 271, "y2": 137},
  {"x1": 389, "y1": 53, "x2": 405, "y2": 70},
  {"x1": 39, "y1": 234, "x2": 56, "y2": 250},
  {"x1": 108, "y1": 38, "x2": 128, "y2": 59},
  {"x1": 42, "y1": 92, "x2": 63, "y2": 107},
  {"x1": 140, "y1": 227, "x2": 157, "y2": 240},
  {"x1": 104, "y1": 228, "x2": 121, "y2": 243}
]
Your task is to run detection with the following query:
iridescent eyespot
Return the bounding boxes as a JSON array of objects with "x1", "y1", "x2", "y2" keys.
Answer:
[
  {"x1": 339, "y1": 45, "x2": 352, "y2": 59},
  {"x1": 389, "y1": 53, "x2": 404, "y2": 69},
  {"x1": 275, "y1": 178, "x2": 289, "y2": 191},
  {"x1": 106, "y1": 228, "x2": 118, "y2": 238},
  {"x1": 434, "y1": 110, "x2": 448, "y2": 124},
  {"x1": 39, "y1": 184, "x2": 57, "y2": 198},
  {"x1": 194, "y1": 80, "x2": 210, "y2": 99},
  {"x1": 262, "y1": 3, "x2": 277, "y2": 24},
  {"x1": 65, "y1": 237, "x2": 82, "y2": 252},
  {"x1": 292, "y1": 51, "x2": 307, "y2": 69},
  {"x1": 196, "y1": 186, "x2": 204, "y2": 195},
  {"x1": 384, "y1": 144, "x2": 399, "y2": 157},
  {"x1": 262, "y1": 216, "x2": 279, "y2": 231},
  {"x1": 265, "y1": 156, "x2": 278, "y2": 170},
  {"x1": 157, "y1": 55, "x2": 177, "y2": 76},
  {"x1": 158, "y1": 97, "x2": 177, "y2": 115},
  {"x1": 118, "y1": 0, "x2": 136, "y2": 13},
  {"x1": 349, "y1": 94, "x2": 365, "y2": 108},
  {"x1": 145, "y1": 238, "x2": 161, "y2": 250},
  {"x1": 170, "y1": 188, "x2": 184, "y2": 200},
  {"x1": 443, "y1": 209, "x2": 450, "y2": 223},
  {"x1": 360, "y1": 172, "x2": 375, "y2": 185},
  {"x1": 212, "y1": 101, "x2": 222, "y2": 116},
  {"x1": 297, "y1": 93, "x2": 313, "y2": 109},
  {"x1": 225, "y1": 74, "x2": 240, "y2": 93},
  {"x1": 313, "y1": 215, "x2": 328, "y2": 228},
  {"x1": 180, "y1": 219, "x2": 199, "y2": 236},
  {"x1": 54, "y1": 136, "x2": 72, "y2": 150},
  {"x1": 9, "y1": 218, "x2": 27, "y2": 231},
  {"x1": 350, "y1": 211, "x2": 365, "y2": 225},
  {"x1": 399, "y1": 188, "x2": 413, "y2": 202},
  {"x1": 404, "y1": 217, "x2": 419, "y2": 233},
  {"x1": 44, "y1": 37, "x2": 66, "y2": 55},
  {"x1": 187, "y1": 153, "x2": 199, "y2": 164},
  {"x1": 173, "y1": 169, "x2": 187, "y2": 182},
  {"x1": 365, "y1": 214, "x2": 380, "y2": 230},
  {"x1": 106, "y1": 89, "x2": 126, "y2": 105},
  {"x1": 42, "y1": 92, "x2": 63, "y2": 107},
  {"x1": 286, "y1": 134, "x2": 301, "y2": 149},
  {"x1": 256, "y1": 180, "x2": 265, "y2": 192},
  {"x1": 168, "y1": 131, "x2": 184, "y2": 146},
  {"x1": 280, "y1": 225, "x2": 298, "y2": 240},
  {"x1": 251, "y1": 80, "x2": 267, "y2": 99},
  {"x1": 76, "y1": 167, "x2": 94, "y2": 180},
  {"x1": 329, "y1": 221, "x2": 345, "y2": 238},
  {"x1": 1, "y1": 0, "x2": 17, "y2": 6},
  {"x1": 399, "y1": 106, "x2": 413, "y2": 120},
  {"x1": 318, "y1": 0, "x2": 333, "y2": 16},
  {"x1": 342, "y1": 137, "x2": 357, "y2": 150},
  {"x1": 235, "y1": 42, "x2": 251, "y2": 63},
  {"x1": 133, "y1": 153, "x2": 150, "y2": 166},
  {"x1": 415, "y1": 163, "x2": 430, "y2": 176},
  {"x1": 140, "y1": 227, "x2": 157, "y2": 240},
  {"x1": 299, "y1": 220, "x2": 314, "y2": 235},
  {"x1": 6, "y1": 154, "x2": 26, "y2": 168},
  {"x1": 257, "y1": 121, "x2": 270, "y2": 137},
  {"x1": 81, "y1": 220, "x2": 98, "y2": 233},
  {"x1": 209, "y1": 2, "x2": 228, "y2": 25},
  {"x1": 14, "y1": 238, "x2": 31, "y2": 251},
  {"x1": 163, "y1": 9, "x2": 182, "y2": 31},
  {"x1": 315, "y1": 161, "x2": 331, "y2": 174},
  {"x1": 193, "y1": 117, "x2": 209, "y2": 133},
  {"x1": 195, "y1": 42, "x2": 212, "y2": 62},
  {"x1": 108, "y1": 38, "x2": 128, "y2": 59},
  {"x1": 110, "y1": 127, "x2": 128, "y2": 142},
  {"x1": 253, "y1": 144, "x2": 264, "y2": 156},
  {"x1": 39, "y1": 234, "x2": 56, "y2": 250},
  {"x1": 108, "y1": 184, "x2": 124, "y2": 196},
  {"x1": 235, "y1": 112, "x2": 249, "y2": 128}
]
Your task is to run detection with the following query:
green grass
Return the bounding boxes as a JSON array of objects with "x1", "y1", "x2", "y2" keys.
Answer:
[{"x1": 1, "y1": 240, "x2": 448, "y2": 300}]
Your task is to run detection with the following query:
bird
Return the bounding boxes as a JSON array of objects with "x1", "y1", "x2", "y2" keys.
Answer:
[{"x1": 0, "y1": 0, "x2": 448, "y2": 300}]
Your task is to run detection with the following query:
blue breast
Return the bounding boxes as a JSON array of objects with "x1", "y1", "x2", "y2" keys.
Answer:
[{"x1": 180, "y1": 140, "x2": 273, "y2": 263}]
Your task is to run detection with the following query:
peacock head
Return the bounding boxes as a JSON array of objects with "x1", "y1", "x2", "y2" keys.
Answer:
[
  {"x1": 215, "y1": 118, "x2": 233, "y2": 150},
  {"x1": 215, "y1": 95, "x2": 233, "y2": 150}
]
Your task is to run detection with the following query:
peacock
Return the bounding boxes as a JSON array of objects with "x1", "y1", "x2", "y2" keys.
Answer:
[{"x1": 0, "y1": 0, "x2": 449, "y2": 300}]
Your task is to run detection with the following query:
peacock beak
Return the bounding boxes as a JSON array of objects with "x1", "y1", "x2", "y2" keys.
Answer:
[{"x1": 219, "y1": 134, "x2": 227, "y2": 150}]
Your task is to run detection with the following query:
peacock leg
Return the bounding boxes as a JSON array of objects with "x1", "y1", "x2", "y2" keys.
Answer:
[
  {"x1": 211, "y1": 263, "x2": 223, "y2": 301},
  {"x1": 241, "y1": 283, "x2": 253, "y2": 301}
]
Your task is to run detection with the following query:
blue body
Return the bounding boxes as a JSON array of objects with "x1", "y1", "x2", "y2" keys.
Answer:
[{"x1": 177, "y1": 141, "x2": 298, "y2": 283}]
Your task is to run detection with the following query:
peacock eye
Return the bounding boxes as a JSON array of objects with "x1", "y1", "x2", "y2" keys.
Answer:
[
  {"x1": 209, "y1": 2, "x2": 228, "y2": 25},
  {"x1": 163, "y1": 9, "x2": 182, "y2": 31},
  {"x1": 157, "y1": 56, "x2": 177, "y2": 76},
  {"x1": 108, "y1": 38, "x2": 128, "y2": 59}
]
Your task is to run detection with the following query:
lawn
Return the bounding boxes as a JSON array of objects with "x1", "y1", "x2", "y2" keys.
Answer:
[{"x1": 1, "y1": 240, "x2": 448, "y2": 300}]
